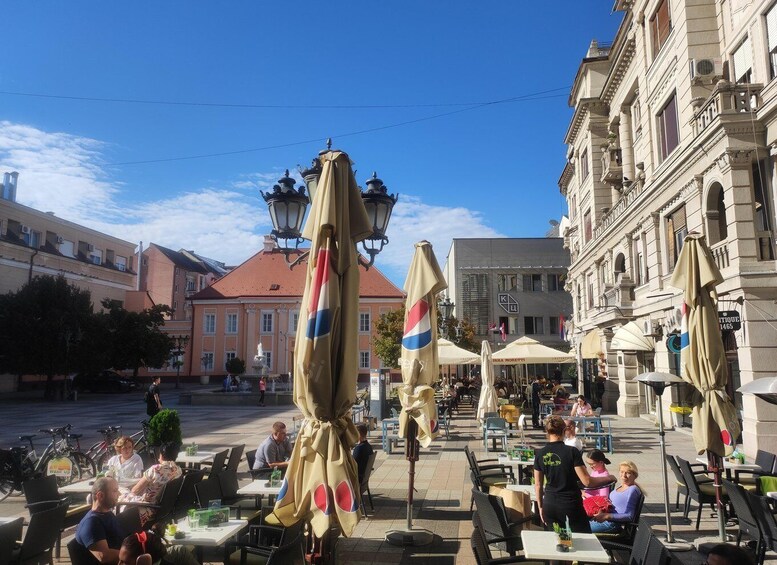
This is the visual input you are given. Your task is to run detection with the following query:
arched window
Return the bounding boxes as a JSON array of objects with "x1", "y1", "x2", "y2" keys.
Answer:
[
  {"x1": 706, "y1": 182, "x2": 728, "y2": 244},
  {"x1": 614, "y1": 253, "x2": 627, "y2": 281}
]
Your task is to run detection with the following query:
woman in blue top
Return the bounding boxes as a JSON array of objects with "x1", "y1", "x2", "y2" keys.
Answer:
[{"x1": 590, "y1": 460, "x2": 644, "y2": 533}]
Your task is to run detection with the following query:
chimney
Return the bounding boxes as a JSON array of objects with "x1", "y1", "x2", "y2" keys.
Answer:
[
  {"x1": 2, "y1": 171, "x2": 18, "y2": 202},
  {"x1": 263, "y1": 235, "x2": 277, "y2": 253}
]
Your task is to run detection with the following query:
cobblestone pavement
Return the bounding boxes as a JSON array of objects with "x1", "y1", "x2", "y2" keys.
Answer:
[{"x1": 1, "y1": 385, "x2": 774, "y2": 563}]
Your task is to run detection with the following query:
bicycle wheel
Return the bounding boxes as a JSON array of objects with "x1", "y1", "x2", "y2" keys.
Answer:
[
  {"x1": 71, "y1": 451, "x2": 97, "y2": 479},
  {"x1": 0, "y1": 474, "x2": 16, "y2": 501}
]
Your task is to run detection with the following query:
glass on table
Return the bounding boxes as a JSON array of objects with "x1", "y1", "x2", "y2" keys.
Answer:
[{"x1": 187, "y1": 509, "x2": 200, "y2": 530}]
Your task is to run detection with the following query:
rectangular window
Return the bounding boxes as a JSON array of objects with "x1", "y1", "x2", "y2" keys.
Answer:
[
  {"x1": 226, "y1": 313, "x2": 238, "y2": 334},
  {"x1": 524, "y1": 316, "x2": 544, "y2": 335},
  {"x1": 359, "y1": 351, "x2": 370, "y2": 369},
  {"x1": 666, "y1": 205, "x2": 688, "y2": 270},
  {"x1": 767, "y1": 3, "x2": 777, "y2": 78},
  {"x1": 186, "y1": 276, "x2": 196, "y2": 292},
  {"x1": 732, "y1": 36, "x2": 753, "y2": 83},
  {"x1": 580, "y1": 148, "x2": 589, "y2": 180},
  {"x1": 583, "y1": 210, "x2": 592, "y2": 242},
  {"x1": 547, "y1": 274, "x2": 563, "y2": 291},
  {"x1": 115, "y1": 255, "x2": 127, "y2": 272},
  {"x1": 290, "y1": 311, "x2": 299, "y2": 333},
  {"x1": 522, "y1": 274, "x2": 542, "y2": 292},
  {"x1": 89, "y1": 248, "x2": 102, "y2": 265},
  {"x1": 657, "y1": 93, "x2": 679, "y2": 162},
  {"x1": 225, "y1": 351, "x2": 236, "y2": 363},
  {"x1": 59, "y1": 239, "x2": 75, "y2": 257},
  {"x1": 587, "y1": 273, "x2": 595, "y2": 309},
  {"x1": 359, "y1": 312, "x2": 371, "y2": 333},
  {"x1": 23, "y1": 230, "x2": 41, "y2": 249},
  {"x1": 650, "y1": 0, "x2": 672, "y2": 58},
  {"x1": 497, "y1": 274, "x2": 518, "y2": 292},
  {"x1": 549, "y1": 316, "x2": 560, "y2": 335},
  {"x1": 264, "y1": 351, "x2": 272, "y2": 370},
  {"x1": 202, "y1": 352, "x2": 214, "y2": 371},
  {"x1": 261, "y1": 312, "x2": 273, "y2": 333},
  {"x1": 632, "y1": 98, "x2": 642, "y2": 138},
  {"x1": 204, "y1": 313, "x2": 216, "y2": 334}
]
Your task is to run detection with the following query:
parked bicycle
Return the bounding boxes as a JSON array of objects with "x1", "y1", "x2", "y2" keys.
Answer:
[
  {"x1": 0, "y1": 426, "x2": 82, "y2": 501},
  {"x1": 83, "y1": 426, "x2": 122, "y2": 471}
]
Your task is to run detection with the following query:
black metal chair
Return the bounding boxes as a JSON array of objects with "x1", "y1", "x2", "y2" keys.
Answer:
[
  {"x1": 595, "y1": 491, "x2": 645, "y2": 552},
  {"x1": 22, "y1": 475, "x2": 88, "y2": 559},
  {"x1": 0, "y1": 518, "x2": 23, "y2": 565},
  {"x1": 224, "y1": 520, "x2": 306, "y2": 565},
  {"x1": 203, "y1": 449, "x2": 229, "y2": 478},
  {"x1": 735, "y1": 450, "x2": 777, "y2": 489},
  {"x1": 625, "y1": 520, "x2": 659, "y2": 565},
  {"x1": 225, "y1": 444, "x2": 246, "y2": 473},
  {"x1": 470, "y1": 522, "x2": 539, "y2": 564},
  {"x1": 66, "y1": 537, "x2": 100, "y2": 565},
  {"x1": 10, "y1": 501, "x2": 67, "y2": 565},
  {"x1": 677, "y1": 456, "x2": 728, "y2": 530},
  {"x1": 471, "y1": 487, "x2": 531, "y2": 556},
  {"x1": 359, "y1": 451, "x2": 378, "y2": 516},
  {"x1": 666, "y1": 454, "x2": 711, "y2": 518},
  {"x1": 723, "y1": 479, "x2": 765, "y2": 556},
  {"x1": 173, "y1": 469, "x2": 205, "y2": 520}
]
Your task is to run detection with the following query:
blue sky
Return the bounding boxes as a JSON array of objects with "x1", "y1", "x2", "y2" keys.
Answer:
[{"x1": 0, "y1": 2, "x2": 622, "y2": 285}]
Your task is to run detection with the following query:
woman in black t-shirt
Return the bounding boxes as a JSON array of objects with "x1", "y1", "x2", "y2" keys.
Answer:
[{"x1": 534, "y1": 415, "x2": 615, "y2": 533}]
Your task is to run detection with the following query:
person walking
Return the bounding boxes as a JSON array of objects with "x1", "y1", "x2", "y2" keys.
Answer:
[
  {"x1": 531, "y1": 376, "x2": 542, "y2": 429},
  {"x1": 258, "y1": 377, "x2": 266, "y2": 406},
  {"x1": 146, "y1": 377, "x2": 162, "y2": 418},
  {"x1": 534, "y1": 415, "x2": 615, "y2": 533}
]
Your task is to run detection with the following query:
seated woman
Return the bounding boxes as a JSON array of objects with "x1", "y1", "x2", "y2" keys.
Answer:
[
  {"x1": 121, "y1": 442, "x2": 182, "y2": 525},
  {"x1": 106, "y1": 436, "x2": 144, "y2": 481},
  {"x1": 563, "y1": 420, "x2": 583, "y2": 451},
  {"x1": 582, "y1": 450, "x2": 612, "y2": 498},
  {"x1": 570, "y1": 395, "x2": 594, "y2": 417},
  {"x1": 589, "y1": 460, "x2": 644, "y2": 533}
]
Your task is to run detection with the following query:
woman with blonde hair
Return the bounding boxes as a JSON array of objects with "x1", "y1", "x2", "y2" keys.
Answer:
[
  {"x1": 589, "y1": 460, "x2": 644, "y2": 533},
  {"x1": 106, "y1": 436, "x2": 144, "y2": 480}
]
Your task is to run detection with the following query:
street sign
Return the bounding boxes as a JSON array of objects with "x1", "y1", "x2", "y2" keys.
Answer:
[
  {"x1": 718, "y1": 310, "x2": 741, "y2": 331},
  {"x1": 498, "y1": 293, "x2": 519, "y2": 314}
]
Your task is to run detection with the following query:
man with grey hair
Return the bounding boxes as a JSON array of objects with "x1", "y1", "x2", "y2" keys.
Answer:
[
  {"x1": 253, "y1": 421, "x2": 292, "y2": 475},
  {"x1": 74, "y1": 477, "x2": 125, "y2": 564}
]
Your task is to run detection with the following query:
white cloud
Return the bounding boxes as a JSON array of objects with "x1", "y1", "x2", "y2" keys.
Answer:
[{"x1": 0, "y1": 121, "x2": 502, "y2": 280}]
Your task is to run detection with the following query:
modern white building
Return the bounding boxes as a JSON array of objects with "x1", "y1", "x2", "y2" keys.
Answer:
[{"x1": 559, "y1": 0, "x2": 777, "y2": 455}]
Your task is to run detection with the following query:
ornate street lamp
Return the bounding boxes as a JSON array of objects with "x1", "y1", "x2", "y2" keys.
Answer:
[
  {"x1": 263, "y1": 140, "x2": 398, "y2": 270},
  {"x1": 438, "y1": 297, "x2": 454, "y2": 321},
  {"x1": 172, "y1": 335, "x2": 190, "y2": 389}
]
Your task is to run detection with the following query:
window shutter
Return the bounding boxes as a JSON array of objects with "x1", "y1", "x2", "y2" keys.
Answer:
[
  {"x1": 666, "y1": 215, "x2": 676, "y2": 267},
  {"x1": 672, "y1": 205, "x2": 687, "y2": 232},
  {"x1": 732, "y1": 36, "x2": 752, "y2": 82},
  {"x1": 657, "y1": 0, "x2": 671, "y2": 43},
  {"x1": 768, "y1": 5, "x2": 777, "y2": 51}
]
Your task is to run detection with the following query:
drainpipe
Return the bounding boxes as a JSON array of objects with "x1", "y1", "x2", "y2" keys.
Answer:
[{"x1": 28, "y1": 249, "x2": 39, "y2": 283}]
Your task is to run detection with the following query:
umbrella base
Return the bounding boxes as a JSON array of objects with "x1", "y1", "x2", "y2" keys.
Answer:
[
  {"x1": 663, "y1": 538, "x2": 694, "y2": 552},
  {"x1": 385, "y1": 528, "x2": 434, "y2": 546}
]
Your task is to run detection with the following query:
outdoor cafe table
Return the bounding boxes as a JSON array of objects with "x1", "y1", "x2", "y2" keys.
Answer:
[
  {"x1": 177, "y1": 450, "x2": 217, "y2": 469},
  {"x1": 520, "y1": 530, "x2": 610, "y2": 563},
  {"x1": 695, "y1": 456, "x2": 762, "y2": 480},
  {"x1": 497, "y1": 453, "x2": 535, "y2": 485},
  {"x1": 236, "y1": 480, "x2": 282, "y2": 504},
  {"x1": 60, "y1": 477, "x2": 137, "y2": 495},
  {"x1": 168, "y1": 518, "x2": 247, "y2": 561}
]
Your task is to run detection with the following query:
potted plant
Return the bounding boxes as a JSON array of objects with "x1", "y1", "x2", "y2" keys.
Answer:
[
  {"x1": 553, "y1": 521, "x2": 573, "y2": 549},
  {"x1": 147, "y1": 408, "x2": 183, "y2": 453}
]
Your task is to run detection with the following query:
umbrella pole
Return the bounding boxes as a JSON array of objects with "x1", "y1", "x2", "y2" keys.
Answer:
[
  {"x1": 708, "y1": 451, "x2": 728, "y2": 542},
  {"x1": 385, "y1": 418, "x2": 434, "y2": 546}
]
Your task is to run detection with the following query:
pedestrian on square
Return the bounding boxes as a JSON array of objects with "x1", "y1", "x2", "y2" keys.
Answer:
[
  {"x1": 534, "y1": 415, "x2": 615, "y2": 533},
  {"x1": 146, "y1": 377, "x2": 162, "y2": 418},
  {"x1": 258, "y1": 377, "x2": 266, "y2": 406},
  {"x1": 252, "y1": 421, "x2": 292, "y2": 477}
]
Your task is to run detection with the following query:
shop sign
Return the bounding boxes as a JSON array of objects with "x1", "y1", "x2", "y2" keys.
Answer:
[{"x1": 718, "y1": 311, "x2": 741, "y2": 331}]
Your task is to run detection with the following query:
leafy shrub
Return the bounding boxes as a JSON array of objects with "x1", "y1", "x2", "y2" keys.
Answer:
[
  {"x1": 225, "y1": 357, "x2": 246, "y2": 375},
  {"x1": 147, "y1": 408, "x2": 182, "y2": 446}
]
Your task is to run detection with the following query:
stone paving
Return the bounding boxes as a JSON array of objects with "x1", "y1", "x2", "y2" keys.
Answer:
[{"x1": 1, "y1": 384, "x2": 776, "y2": 563}]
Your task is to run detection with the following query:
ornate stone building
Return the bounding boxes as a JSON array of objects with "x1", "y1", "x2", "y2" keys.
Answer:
[{"x1": 560, "y1": 0, "x2": 777, "y2": 454}]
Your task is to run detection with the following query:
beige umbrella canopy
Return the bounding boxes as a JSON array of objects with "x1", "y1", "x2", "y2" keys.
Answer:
[
  {"x1": 438, "y1": 338, "x2": 481, "y2": 365},
  {"x1": 477, "y1": 340, "x2": 499, "y2": 421},
  {"x1": 273, "y1": 150, "x2": 372, "y2": 538},
  {"x1": 492, "y1": 336, "x2": 575, "y2": 364}
]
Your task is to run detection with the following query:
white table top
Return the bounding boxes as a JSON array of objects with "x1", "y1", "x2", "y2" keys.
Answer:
[
  {"x1": 177, "y1": 451, "x2": 217, "y2": 464},
  {"x1": 169, "y1": 519, "x2": 247, "y2": 547},
  {"x1": 695, "y1": 457, "x2": 762, "y2": 472},
  {"x1": 60, "y1": 477, "x2": 137, "y2": 494},
  {"x1": 520, "y1": 530, "x2": 610, "y2": 563},
  {"x1": 497, "y1": 453, "x2": 536, "y2": 467},
  {"x1": 505, "y1": 483, "x2": 537, "y2": 501},
  {"x1": 236, "y1": 480, "x2": 282, "y2": 496}
]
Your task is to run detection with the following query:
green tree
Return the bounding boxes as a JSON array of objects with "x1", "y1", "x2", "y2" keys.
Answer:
[
  {"x1": 372, "y1": 306, "x2": 404, "y2": 369},
  {"x1": 98, "y1": 300, "x2": 175, "y2": 377},
  {"x1": 0, "y1": 275, "x2": 94, "y2": 397},
  {"x1": 225, "y1": 356, "x2": 246, "y2": 375}
]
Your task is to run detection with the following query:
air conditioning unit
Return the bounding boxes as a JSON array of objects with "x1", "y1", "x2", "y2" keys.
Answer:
[
  {"x1": 87, "y1": 244, "x2": 95, "y2": 252},
  {"x1": 690, "y1": 57, "x2": 723, "y2": 80},
  {"x1": 56, "y1": 236, "x2": 64, "y2": 244},
  {"x1": 643, "y1": 320, "x2": 654, "y2": 337},
  {"x1": 20, "y1": 225, "x2": 30, "y2": 234}
]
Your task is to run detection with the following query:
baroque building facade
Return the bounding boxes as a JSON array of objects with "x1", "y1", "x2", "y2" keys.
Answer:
[{"x1": 560, "y1": 0, "x2": 777, "y2": 455}]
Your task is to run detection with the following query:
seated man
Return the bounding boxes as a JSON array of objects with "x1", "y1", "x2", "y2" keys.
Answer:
[
  {"x1": 74, "y1": 477, "x2": 125, "y2": 564},
  {"x1": 252, "y1": 421, "x2": 293, "y2": 477},
  {"x1": 352, "y1": 423, "x2": 374, "y2": 485}
]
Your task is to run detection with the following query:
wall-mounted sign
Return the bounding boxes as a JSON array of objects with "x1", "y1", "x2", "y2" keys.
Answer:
[
  {"x1": 718, "y1": 310, "x2": 741, "y2": 331},
  {"x1": 498, "y1": 293, "x2": 519, "y2": 314},
  {"x1": 666, "y1": 334, "x2": 682, "y2": 354}
]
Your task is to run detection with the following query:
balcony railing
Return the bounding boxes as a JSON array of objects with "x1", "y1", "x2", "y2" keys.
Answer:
[
  {"x1": 692, "y1": 82, "x2": 763, "y2": 137},
  {"x1": 601, "y1": 147, "x2": 623, "y2": 184},
  {"x1": 710, "y1": 240, "x2": 730, "y2": 271},
  {"x1": 592, "y1": 179, "x2": 647, "y2": 240}
]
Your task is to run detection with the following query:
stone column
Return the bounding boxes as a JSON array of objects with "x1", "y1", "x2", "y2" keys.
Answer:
[
  {"x1": 619, "y1": 105, "x2": 635, "y2": 182},
  {"x1": 615, "y1": 349, "x2": 641, "y2": 417}
]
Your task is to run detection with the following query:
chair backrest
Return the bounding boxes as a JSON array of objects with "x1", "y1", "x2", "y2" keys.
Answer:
[
  {"x1": 676, "y1": 457, "x2": 702, "y2": 496},
  {"x1": 19, "y1": 501, "x2": 68, "y2": 562},
  {"x1": 627, "y1": 520, "x2": 655, "y2": 565},
  {"x1": 747, "y1": 489, "x2": 777, "y2": 542},
  {"x1": 174, "y1": 470, "x2": 204, "y2": 516},
  {"x1": 665, "y1": 455, "x2": 686, "y2": 487},
  {"x1": 0, "y1": 517, "x2": 23, "y2": 565},
  {"x1": 755, "y1": 450, "x2": 777, "y2": 474},
  {"x1": 23, "y1": 474, "x2": 61, "y2": 506},
  {"x1": 217, "y1": 469, "x2": 241, "y2": 499},
  {"x1": 208, "y1": 449, "x2": 229, "y2": 477},
  {"x1": 470, "y1": 488, "x2": 510, "y2": 541},
  {"x1": 642, "y1": 533, "x2": 669, "y2": 565},
  {"x1": 266, "y1": 530, "x2": 306, "y2": 565},
  {"x1": 117, "y1": 505, "x2": 143, "y2": 535},
  {"x1": 484, "y1": 417, "x2": 506, "y2": 431},
  {"x1": 470, "y1": 525, "x2": 492, "y2": 565},
  {"x1": 722, "y1": 479, "x2": 759, "y2": 532},
  {"x1": 147, "y1": 475, "x2": 183, "y2": 526},
  {"x1": 483, "y1": 412, "x2": 499, "y2": 422},
  {"x1": 360, "y1": 451, "x2": 378, "y2": 494},
  {"x1": 246, "y1": 450, "x2": 258, "y2": 477},
  {"x1": 195, "y1": 476, "x2": 223, "y2": 508},
  {"x1": 67, "y1": 537, "x2": 101, "y2": 565},
  {"x1": 225, "y1": 444, "x2": 245, "y2": 472}
]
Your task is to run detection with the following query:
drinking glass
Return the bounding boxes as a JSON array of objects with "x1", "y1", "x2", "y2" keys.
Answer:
[
  {"x1": 209, "y1": 499, "x2": 221, "y2": 509},
  {"x1": 187, "y1": 511, "x2": 200, "y2": 530}
]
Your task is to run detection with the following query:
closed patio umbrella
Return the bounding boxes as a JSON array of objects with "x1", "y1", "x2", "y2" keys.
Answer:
[
  {"x1": 669, "y1": 233, "x2": 740, "y2": 541},
  {"x1": 477, "y1": 340, "x2": 499, "y2": 422},
  {"x1": 387, "y1": 240, "x2": 446, "y2": 546},
  {"x1": 274, "y1": 150, "x2": 372, "y2": 539}
]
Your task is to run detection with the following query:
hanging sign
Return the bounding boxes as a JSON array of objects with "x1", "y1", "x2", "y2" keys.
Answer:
[{"x1": 718, "y1": 311, "x2": 741, "y2": 331}]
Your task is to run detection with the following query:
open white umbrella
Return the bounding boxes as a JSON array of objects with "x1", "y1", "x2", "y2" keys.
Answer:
[
  {"x1": 438, "y1": 338, "x2": 480, "y2": 365},
  {"x1": 477, "y1": 340, "x2": 499, "y2": 421},
  {"x1": 492, "y1": 336, "x2": 575, "y2": 364}
]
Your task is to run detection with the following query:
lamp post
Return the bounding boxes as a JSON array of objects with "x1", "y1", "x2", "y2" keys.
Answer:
[
  {"x1": 261, "y1": 140, "x2": 398, "y2": 269},
  {"x1": 635, "y1": 371, "x2": 691, "y2": 549},
  {"x1": 172, "y1": 335, "x2": 190, "y2": 389}
]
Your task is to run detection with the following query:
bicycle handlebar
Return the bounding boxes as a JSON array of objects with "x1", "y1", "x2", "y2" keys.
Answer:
[{"x1": 37, "y1": 424, "x2": 72, "y2": 436}]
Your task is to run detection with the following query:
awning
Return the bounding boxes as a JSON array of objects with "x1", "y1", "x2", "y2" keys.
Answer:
[
  {"x1": 580, "y1": 330, "x2": 603, "y2": 358},
  {"x1": 438, "y1": 338, "x2": 481, "y2": 365},
  {"x1": 610, "y1": 321, "x2": 655, "y2": 352}
]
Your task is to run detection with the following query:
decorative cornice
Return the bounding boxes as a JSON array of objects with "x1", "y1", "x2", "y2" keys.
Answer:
[
  {"x1": 602, "y1": 36, "x2": 637, "y2": 105},
  {"x1": 558, "y1": 161, "x2": 575, "y2": 193},
  {"x1": 565, "y1": 98, "x2": 610, "y2": 145}
]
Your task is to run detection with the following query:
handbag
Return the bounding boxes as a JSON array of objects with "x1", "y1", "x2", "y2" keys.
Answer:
[{"x1": 583, "y1": 495, "x2": 613, "y2": 517}]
